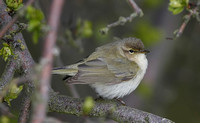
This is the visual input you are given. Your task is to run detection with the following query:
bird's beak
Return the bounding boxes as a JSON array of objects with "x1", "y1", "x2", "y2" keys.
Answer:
[{"x1": 138, "y1": 49, "x2": 150, "y2": 54}]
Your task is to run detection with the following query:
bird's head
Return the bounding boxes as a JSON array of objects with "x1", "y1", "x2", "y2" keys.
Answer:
[{"x1": 118, "y1": 37, "x2": 149, "y2": 61}]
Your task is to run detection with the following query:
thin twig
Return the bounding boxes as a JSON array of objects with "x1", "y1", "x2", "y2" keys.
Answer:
[
  {"x1": 31, "y1": 0, "x2": 64, "y2": 123},
  {"x1": 128, "y1": 0, "x2": 143, "y2": 15},
  {"x1": 0, "y1": 0, "x2": 35, "y2": 39},
  {"x1": 175, "y1": 13, "x2": 192, "y2": 38},
  {"x1": 175, "y1": 7, "x2": 199, "y2": 38},
  {"x1": 100, "y1": 0, "x2": 143, "y2": 34},
  {"x1": 0, "y1": 16, "x2": 18, "y2": 39}
]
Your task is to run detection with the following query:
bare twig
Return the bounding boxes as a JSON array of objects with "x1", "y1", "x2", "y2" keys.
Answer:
[
  {"x1": 0, "y1": 0, "x2": 35, "y2": 39},
  {"x1": 128, "y1": 0, "x2": 143, "y2": 15},
  {"x1": 100, "y1": 0, "x2": 143, "y2": 34},
  {"x1": 0, "y1": 16, "x2": 18, "y2": 39},
  {"x1": 31, "y1": 0, "x2": 64, "y2": 122},
  {"x1": 175, "y1": 13, "x2": 192, "y2": 38},
  {"x1": 175, "y1": 7, "x2": 199, "y2": 38}
]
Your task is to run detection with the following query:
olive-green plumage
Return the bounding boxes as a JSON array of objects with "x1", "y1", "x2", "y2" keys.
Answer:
[{"x1": 52, "y1": 37, "x2": 149, "y2": 99}]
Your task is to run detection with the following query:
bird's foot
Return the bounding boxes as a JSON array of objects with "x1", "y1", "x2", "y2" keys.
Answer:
[
  {"x1": 114, "y1": 98, "x2": 126, "y2": 106},
  {"x1": 95, "y1": 96, "x2": 104, "y2": 101},
  {"x1": 95, "y1": 96, "x2": 126, "y2": 105}
]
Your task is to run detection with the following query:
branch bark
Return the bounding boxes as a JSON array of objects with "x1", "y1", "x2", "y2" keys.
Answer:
[
  {"x1": 18, "y1": 91, "x2": 31, "y2": 123},
  {"x1": 0, "y1": 58, "x2": 16, "y2": 90},
  {"x1": 0, "y1": 1, "x2": 34, "y2": 122},
  {"x1": 48, "y1": 91, "x2": 174, "y2": 123}
]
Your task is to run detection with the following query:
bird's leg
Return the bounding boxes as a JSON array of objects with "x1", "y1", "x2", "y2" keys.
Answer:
[
  {"x1": 95, "y1": 96, "x2": 125, "y2": 105},
  {"x1": 114, "y1": 98, "x2": 126, "y2": 105},
  {"x1": 95, "y1": 96, "x2": 104, "y2": 101}
]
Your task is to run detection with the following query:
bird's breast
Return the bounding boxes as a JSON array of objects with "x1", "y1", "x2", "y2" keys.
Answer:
[{"x1": 90, "y1": 54, "x2": 148, "y2": 99}]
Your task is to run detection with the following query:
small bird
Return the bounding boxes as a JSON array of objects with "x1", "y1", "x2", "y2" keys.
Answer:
[{"x1": 52, "y1": 37, "x2": 149, "y2": 99}]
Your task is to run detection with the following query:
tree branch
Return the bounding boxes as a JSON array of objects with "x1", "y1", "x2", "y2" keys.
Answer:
[
  {"x1": 0, "y1": 58, "x2": 16, "y2": 90},
  {"x1": 48, "y1": 91, "x2": 174, "y2": 123},
  {"x1": 0, "y1": 1, "x2": 34, "y2": 122},
  {"x1": 18, "y1": 91, "x2": 31, "y2": 123},
  {"x1": 0, "y1": 0, "x2": 35, "y2": 39}
]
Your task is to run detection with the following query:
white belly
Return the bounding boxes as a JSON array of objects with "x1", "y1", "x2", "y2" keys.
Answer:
[{"x1": 90, "y1": 54, "x2": 148, "y2": 99}]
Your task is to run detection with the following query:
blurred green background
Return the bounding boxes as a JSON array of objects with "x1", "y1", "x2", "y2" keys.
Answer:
[{"x1": 0, "y1": 0, "x2": 200, "y2": 122}]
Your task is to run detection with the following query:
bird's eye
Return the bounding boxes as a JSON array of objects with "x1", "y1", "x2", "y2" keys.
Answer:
[{"x1": 129, "y1": 49, "x2": 134, "y2": 54}]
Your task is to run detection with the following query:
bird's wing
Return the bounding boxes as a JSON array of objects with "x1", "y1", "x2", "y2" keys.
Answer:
[{"x1": 66, "y1": 57, "x2": 139, "y2": 85}]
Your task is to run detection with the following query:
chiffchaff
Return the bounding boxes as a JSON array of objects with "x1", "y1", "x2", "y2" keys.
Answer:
[{"x1": 52, "y1": 37, "x2": 149, "y2": 99}]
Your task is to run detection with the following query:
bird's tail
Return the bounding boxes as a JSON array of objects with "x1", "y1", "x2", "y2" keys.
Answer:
[{"x1": 52, "y1": 64, "x2": 78, "y2": 76}]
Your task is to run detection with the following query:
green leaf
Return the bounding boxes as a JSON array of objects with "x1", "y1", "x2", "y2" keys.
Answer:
[
  {"x1": 82, "y1": 96, "x2": 95, "y2": 115},
  {"x1": 25, "y1": 6, "x2": 44, "y2": 44},
  {"x1": 32, "y1": 31, "x2": 39, "y2": 44},
  {"x1": 35, "y1": 10, "x2": 44, "y2": 20},
  {"x1": 0, "y1": 44, "x2": 13, "y2": 61},
  {"x1": 4, "y1": 84, "x2": 23, "y2": 106},
  {"x1": 0, "y1": 116, "x2": 10, "y2": 123},
  {"x1": 168, "y1": 0, "x2": 189, "y2": 15},
  {"x1": 81, "y1": 20, "x2": 93, "y2": 38},
  {"x1": 170, "y1": 7, "x2": 184, "y2": 15},
  {"x1": 28, "y1": 20, "x2": 41, "y2": 32},
  {"x1": 76, "y1": 19, "x2": 93, "y2": 38},
  {"x1": 6, "y1": 0, "x2": 23, "y2": 11},
  {"x1": 26, "y1": 6, "x2": 35, "y2": 19},
  {"x1": 3, "y1": 43, "x2": 9, "y2": 47},
  {"x1": 169, "y1": 0, "x2": 182, "y2": 8}
]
